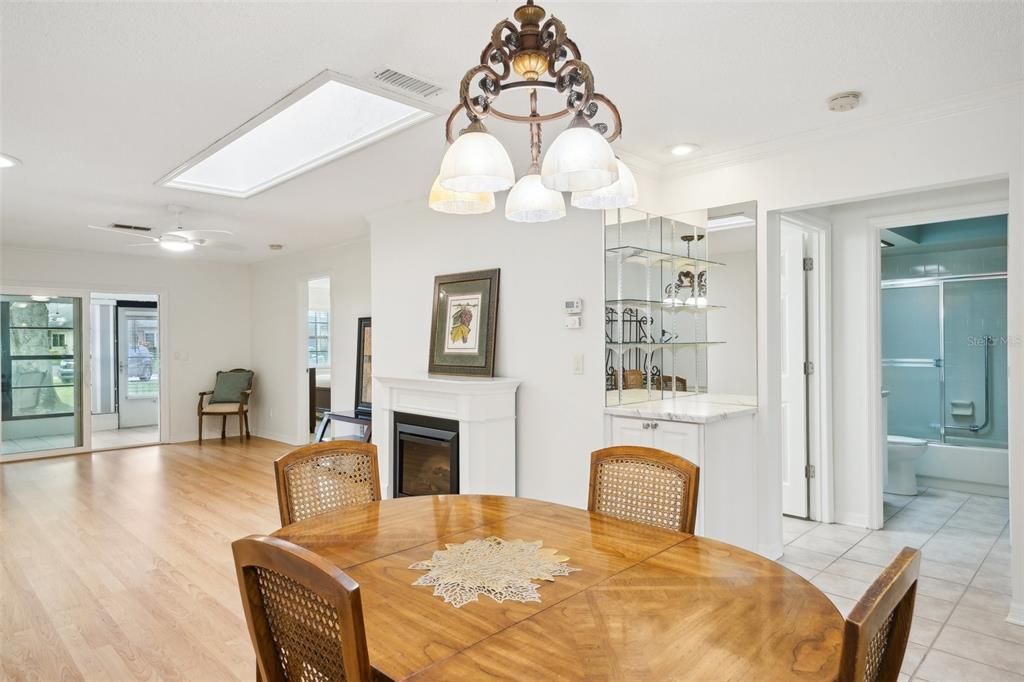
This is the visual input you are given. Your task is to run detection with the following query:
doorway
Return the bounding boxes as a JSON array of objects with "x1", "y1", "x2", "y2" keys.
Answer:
[
  {"x1": 89, "y1": 294, "x2": 160, "y2": 450},
  {"x1": 306, "y1": 277, "x2": 332, "y2": 441}
]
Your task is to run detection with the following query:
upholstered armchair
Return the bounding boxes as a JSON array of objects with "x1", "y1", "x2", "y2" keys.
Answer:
[{"x1": 198, "y1": 368, "x2": 254, "y2": 443}]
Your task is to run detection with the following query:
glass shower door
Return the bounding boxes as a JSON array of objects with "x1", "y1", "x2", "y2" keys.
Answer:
[
  {"x1": 881, "y1": 284, "x2": 942, "y2": 441},
  {"x1": 942, "y1": 278, "x2": 1008, "y2": 447}
]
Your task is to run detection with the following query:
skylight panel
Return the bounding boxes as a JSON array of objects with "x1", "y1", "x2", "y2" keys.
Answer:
[{"x1": 158, "y1": 72, "x2": 433, "y2": 198}]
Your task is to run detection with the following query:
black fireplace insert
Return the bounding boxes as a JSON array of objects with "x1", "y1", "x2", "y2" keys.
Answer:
[{"x1": 393, "y1": 412, "x2": 459, "y2": 497}]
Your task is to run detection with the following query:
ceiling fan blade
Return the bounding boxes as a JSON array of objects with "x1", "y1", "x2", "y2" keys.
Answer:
[
  {"x1": 200, "y1": 241, "x2": 246, "y2": 252},
  {"x1": 173, "y1": 229, "x2": 234, "y2": 240},
  {"x1": 125, "y1": 242, "x2": 162, "y2": 247},
  {"x1": 88, "y1": 224, "x2": 160, "y2": 241}
]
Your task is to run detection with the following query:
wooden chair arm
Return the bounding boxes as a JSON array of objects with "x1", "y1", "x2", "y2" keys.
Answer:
[
  {"x1": 240, "y1": 389, "x2": 253, "y2": 406},
  {"x1": 198, "y1": 391, "x2": 214, "y2": 413}
]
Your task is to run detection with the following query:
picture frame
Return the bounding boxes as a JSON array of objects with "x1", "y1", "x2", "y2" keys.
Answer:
[
  {"x1": 428, "y1": 269, "x2": 499, "y2": 377},
  {"x1": 354, "y1": 316, "x2": 372, "y2": 417}
]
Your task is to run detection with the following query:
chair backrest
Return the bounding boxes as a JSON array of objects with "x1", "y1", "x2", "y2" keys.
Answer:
[
  {"x1": 275, "y1": 441, "x2": 381, "y2": 526},
  {"x1": 838, "y1": 547, "x2": 920, "y2": 682},
  {"x1": 622, "y1": 369, "x2": 645, "y2": 389},
  {"x1": 232, "y1": 535, "x2": 371, "y2": 682},
  {"x1": 588, "y1": 445, "x2": 700, "y2": 533}
]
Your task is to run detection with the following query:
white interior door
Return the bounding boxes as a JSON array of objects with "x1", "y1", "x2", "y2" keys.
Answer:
[
  {"x1": 781, "y1": 224, "x2": 809, "y2": 517},
  {"x1": 117, "y1": 307, "x2": 159, "y2": 429}
]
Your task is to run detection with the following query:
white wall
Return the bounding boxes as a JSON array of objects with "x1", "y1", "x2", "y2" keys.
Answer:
[
  {"x1": 707, "y1": 243, "x2": 757, "y2": 396},
  {"x1": 0, "y1": 246, "x2": 252, "y2": 442},
  {"x1": 248, "y1": 239, "x2": 370, "y2": 444},
  {"x1": 368, "y1": 202, "x2": 604, "y2": 508},
  {"x1": 656, "y1": 87, "x2": 1023, "y2": 615}
]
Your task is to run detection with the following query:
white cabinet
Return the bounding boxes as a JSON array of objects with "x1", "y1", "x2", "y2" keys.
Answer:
[{"x1": 605, "y1": 413, "x2": 757, "y2": 552}]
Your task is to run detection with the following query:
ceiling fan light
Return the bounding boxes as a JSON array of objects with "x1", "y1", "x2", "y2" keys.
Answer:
[
  {"x1": 571, "y1": 159, "x2": 638, "y2": 210},
  {"x1": 505, "y1": 173, "x2": 566, "y2": 223},
  {"x1": 438, "y1": 122, "x2": 515, "y2": 193},
  {"x1": 159, "y1": 239, "x2": 195, "y2": 252},
  {"x1": 428, "y1": 176, "x2": 495, "y2": 215},
  {"x1": 540, "y1": 120, "x2": 618, "y2": 192}
]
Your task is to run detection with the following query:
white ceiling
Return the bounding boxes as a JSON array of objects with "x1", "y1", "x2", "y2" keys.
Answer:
[{"x1": 2, "y1": 1, "x2": 1021, "y2": 262}]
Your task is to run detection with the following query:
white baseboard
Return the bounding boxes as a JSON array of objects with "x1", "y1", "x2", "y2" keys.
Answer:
[
  {"x1": 253, "y1": 430, "x2": 300, "y2": 446},
  {"x1": 1007, "y1": 601, "x2": 1024, "y2": 627},
  {"x1": 759, "y1": 542, "x2": 784, "y2": 561},
  {"x1": 834, "y1": 513, "x2": 871, "y2": 529}
]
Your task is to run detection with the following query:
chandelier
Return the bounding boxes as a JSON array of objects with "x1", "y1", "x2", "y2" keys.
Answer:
[{"x1": 429, "y1": 0, "x2": 637, "y2": 222}]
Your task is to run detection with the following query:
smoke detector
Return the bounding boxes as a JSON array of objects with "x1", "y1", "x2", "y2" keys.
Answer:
[{"x1": 828, "y1": 91, "x2": 862, "y2": 112}]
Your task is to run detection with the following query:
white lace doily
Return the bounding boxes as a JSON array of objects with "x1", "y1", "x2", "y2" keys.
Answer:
[{"x1": 409, "y1": 536, "x2": 580, "y2": 608}]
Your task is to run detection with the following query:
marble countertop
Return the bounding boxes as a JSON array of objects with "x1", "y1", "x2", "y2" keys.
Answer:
[{"x1": 604, "y1": 393, "x2": 757, "y2": 424}]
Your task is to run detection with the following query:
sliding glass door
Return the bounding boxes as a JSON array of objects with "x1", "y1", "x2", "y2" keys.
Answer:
[{"x1": 1, "y1": 294, "x2": 84, "y2": 456}]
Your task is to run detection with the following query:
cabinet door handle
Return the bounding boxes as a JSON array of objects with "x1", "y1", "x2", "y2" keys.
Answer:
[
  {"x1": 650, "y1": 422, "x2": 659, "y2": 430},
  {"x1": 642, "y1": 422, "x2": 650, "y2": 430}
]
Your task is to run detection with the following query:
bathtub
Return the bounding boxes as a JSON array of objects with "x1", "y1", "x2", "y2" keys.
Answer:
[{"x1": 914, "y1": 441, "x2": 1009, "y2": 498}]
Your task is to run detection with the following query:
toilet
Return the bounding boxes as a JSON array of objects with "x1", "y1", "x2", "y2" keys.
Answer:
[{"x1": 885, "y1": 436, "x2": 928, "y2": 495}]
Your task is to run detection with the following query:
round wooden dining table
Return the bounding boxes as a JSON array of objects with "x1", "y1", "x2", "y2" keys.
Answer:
[{"x1": 273, "y1": 494, "x2": 844, "y2": 681}]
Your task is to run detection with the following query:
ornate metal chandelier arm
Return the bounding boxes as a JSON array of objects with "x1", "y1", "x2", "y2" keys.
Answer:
[
  {"x1": 459, "y1": 63, "x2": 505, "y2": 121},
  {"x1": 551, "y1": 58, "x2": 594, "y2": 113},
  {"x1": 590, "y1": 92, "x2": 622, "y2": 142},
  {"x1": 528, "y1": 88, "x2": 542, "y2": 172}
]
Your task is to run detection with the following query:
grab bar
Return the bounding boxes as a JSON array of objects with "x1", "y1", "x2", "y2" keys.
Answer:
[
  {"x1": 945, "y1": 335, "x2": 991, "y2": 433},
  {"x1": 881, "y1": 358, "x2": 942, "y2": 367}
]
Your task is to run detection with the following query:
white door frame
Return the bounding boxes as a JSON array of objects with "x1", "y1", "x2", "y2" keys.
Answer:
[
  {"x1": 1, "y1": 283, "x2": 169, "y2": 462},
  {"x1": 780, "y1": 212, "x2": 834, "y2": 523},
  {"x1": 295, "y1": 274, "x2": 334, "y2": 445},
  {"x1": 866, "y1": 199, "x2": 1009, "y2": 529}
]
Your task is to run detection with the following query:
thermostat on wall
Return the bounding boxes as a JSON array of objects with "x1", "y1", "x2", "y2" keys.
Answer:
[{"x1": 564, "y1": 298, "x2": 583, "y2": 314}]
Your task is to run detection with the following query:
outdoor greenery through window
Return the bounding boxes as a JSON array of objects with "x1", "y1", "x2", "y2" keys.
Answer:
[
  {"x1": 1, "y1": 296, "x2": 79, "y2": 419},
  {"x1": 308, "y1": 310, "x2": 329, "y2": 367}
]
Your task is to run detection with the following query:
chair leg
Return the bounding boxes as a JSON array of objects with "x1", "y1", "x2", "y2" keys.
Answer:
[
  {"x1": 198, "y1": 415, "x2": 203, "y2": 444},
  {"x1": 244, "y1": 411, "x2": 251, "y2": 438},
  {"x1": 238, "y1": 413, "x2": 244, "y2": 443},
  {"x1": 221, "y1": 415, "x2": 227, "y2": 439}
]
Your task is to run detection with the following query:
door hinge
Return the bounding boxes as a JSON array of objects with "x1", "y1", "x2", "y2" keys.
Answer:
[
  {"x1": 802, "y1": 257, "x2": 814, "y2": 271},
  {"x1": 805, "y1": 464, "x2": 816, "y2": 479},
  {"x1": 803, "y1": 360, "x2": 815, "y2": 375}
]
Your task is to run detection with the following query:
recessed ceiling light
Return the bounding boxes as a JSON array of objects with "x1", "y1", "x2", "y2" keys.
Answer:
[
  {"x1": 0, "y1": 153, "x2": 22, "y2": 168},
  {"x1": 157, "y1": 71, "x2": 433, "y2": 198},
  {"x1": 670, "y1": 143, "x2": 700, "y2": 157}
]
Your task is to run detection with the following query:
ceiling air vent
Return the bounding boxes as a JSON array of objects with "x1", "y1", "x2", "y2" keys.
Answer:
[{"x1": 371, "y1": 68, "x2": 444, "y2": 101}]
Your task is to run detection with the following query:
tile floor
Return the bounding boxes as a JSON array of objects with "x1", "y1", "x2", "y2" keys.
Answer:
[
  {"x1": 1, "y1": 425, "x2": 159, "y2": 456},
  {"x1": 782, "y1": 488, "x2": 1022, "y2": 681}
]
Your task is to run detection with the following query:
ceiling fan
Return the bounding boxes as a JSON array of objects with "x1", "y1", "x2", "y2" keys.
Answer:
[{"x1": 88, "y1": 206, "x2": 238, "y2": 252}]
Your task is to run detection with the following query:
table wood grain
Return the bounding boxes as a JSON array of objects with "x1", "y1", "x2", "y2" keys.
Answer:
[{"x1": 273, "y1": 495, "x2": 843, "y2": 681}]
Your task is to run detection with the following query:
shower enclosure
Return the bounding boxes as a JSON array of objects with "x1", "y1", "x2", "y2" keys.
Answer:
[{"x1": 881, "y1": 274, "x2": 1008, "y2": 449}]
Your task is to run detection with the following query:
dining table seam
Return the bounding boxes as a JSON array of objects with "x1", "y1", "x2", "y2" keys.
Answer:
[{"x1": 402, "y1": 529, "x2": 697, "y2": 681}]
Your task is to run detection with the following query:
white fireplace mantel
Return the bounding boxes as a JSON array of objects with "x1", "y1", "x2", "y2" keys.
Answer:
[{"x1": 373, "y1": 375, "x2": 521, "y2": 498}]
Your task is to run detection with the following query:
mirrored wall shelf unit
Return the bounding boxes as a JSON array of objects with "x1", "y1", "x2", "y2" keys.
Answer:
[{"x1": 606, "y1": 209, "x2": 726, "y2": 407}]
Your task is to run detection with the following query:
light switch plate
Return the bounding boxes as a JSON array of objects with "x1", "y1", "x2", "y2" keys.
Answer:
[
  {"x1": 573, "y1": 354, "x2": 585, "y2": 375},
  {"x1": 564, "y1": 316, "x2": 582, "y2": 329}
]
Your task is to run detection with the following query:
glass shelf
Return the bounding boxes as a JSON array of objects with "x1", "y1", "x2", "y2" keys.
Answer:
[
  {"x1": 606, "y1": 298, "x2": 725, "y2": 312},
  {"x1": 607, "y1": 341, "x2": 726, "y2": 351},
  {"x1": 606, "y1": 245, "x2": 724, "y2": 269}
]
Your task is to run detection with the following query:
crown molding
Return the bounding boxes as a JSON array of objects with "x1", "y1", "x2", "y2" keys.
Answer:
[{"x1": 657, "y1": 80, "x2": 1024, "y2": 181}]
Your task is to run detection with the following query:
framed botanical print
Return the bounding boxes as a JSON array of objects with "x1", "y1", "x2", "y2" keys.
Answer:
[
  {"x1": 354, "y1": 317, "x2": 371, "y2": 417},
  {"x1": 428, "y1": 269, "x2": 500, "y2": 377}
]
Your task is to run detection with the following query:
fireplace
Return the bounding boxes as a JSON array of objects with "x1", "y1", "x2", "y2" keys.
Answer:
[{"x1": 393, "y1": 412, "x2": 459, "y2": 497}]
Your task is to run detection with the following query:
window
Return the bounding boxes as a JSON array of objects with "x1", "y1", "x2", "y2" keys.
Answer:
[
  {"x1": 51, "y1": 333, "x2": 66, "y2": 348},
  {"x1": 308, "y1": 310, "x2": 329, "y2": 367}
]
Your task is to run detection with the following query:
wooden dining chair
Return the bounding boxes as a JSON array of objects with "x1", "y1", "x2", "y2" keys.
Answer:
[
  {"x1": 622, "y1": 369, "x2": 645, "y2": 390},
  {"x1": 588, "y1": 446, "x2": 700, "y2": 533},
  {"x1": 232, "y1": 535, "x2": 372, "y2": 682},
  {"x1": 275, "y1": 441, "x2": 381, "y2": 526},
  {"x1": 838, "y1": 547, "x2": 921, "y2": 682}
]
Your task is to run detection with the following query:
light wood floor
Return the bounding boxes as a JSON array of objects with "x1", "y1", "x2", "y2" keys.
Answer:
[{"x1": 1, "y1": 438, "x2": 292, "y2": 681}]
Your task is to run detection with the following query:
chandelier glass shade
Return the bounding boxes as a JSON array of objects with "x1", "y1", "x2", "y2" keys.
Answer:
[
  {"x1": 506, "y1": 172, "x2": 565, "y2": 222},
  {"x1": 432, "y1": 0, "x2": 633, "y2": 222},
  {"x1": 429, "y1": 175, "x2": 496, "y2": 215},
  {"x1": 438, "y1": 123, "x2": 516, "y2": 193},
  {"x1": 570, "y1": 158, "x2": 638, "y2": 209}
]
